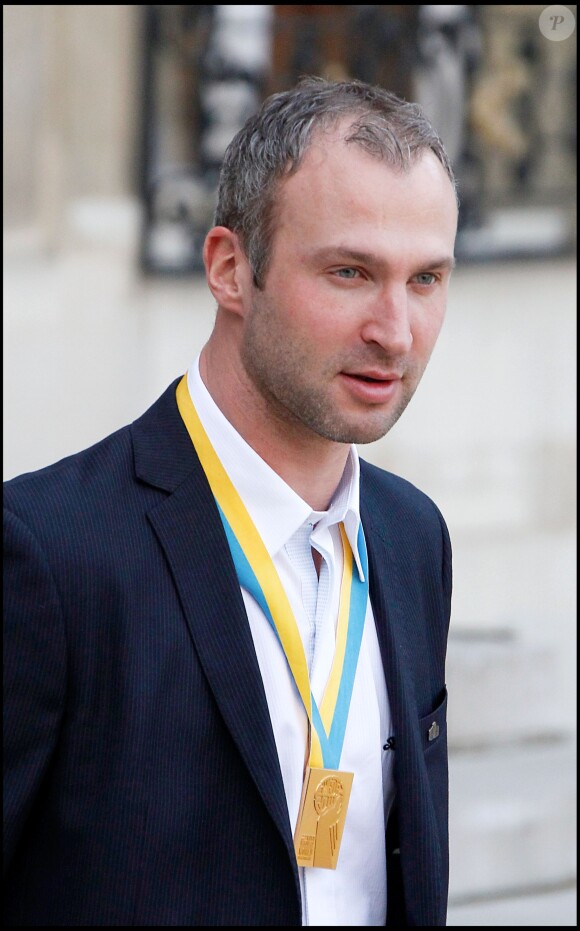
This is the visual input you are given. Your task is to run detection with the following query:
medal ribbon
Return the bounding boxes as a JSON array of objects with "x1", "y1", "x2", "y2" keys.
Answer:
[{"x1": 176, "y1": 375, "x2": 368, "y2": 769}]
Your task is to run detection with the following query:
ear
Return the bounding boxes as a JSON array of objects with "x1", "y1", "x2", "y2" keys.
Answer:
[{"x1": 203, "y1": 226, "x2": 252, "y2": 316}]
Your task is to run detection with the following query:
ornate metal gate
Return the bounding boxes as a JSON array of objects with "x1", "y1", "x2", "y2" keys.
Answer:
[{"x1": 138, "y1": 5, "x2": 576, "y2": 275}]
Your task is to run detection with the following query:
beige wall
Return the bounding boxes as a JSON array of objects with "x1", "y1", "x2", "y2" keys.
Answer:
[{"x1": 3, "y1": 5, "x2": 139, "y2": 241}]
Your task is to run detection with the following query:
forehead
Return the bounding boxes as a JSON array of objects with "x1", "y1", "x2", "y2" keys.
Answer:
[{"x1": 273, "y1": 137, "x2": 457, "y2": 258}]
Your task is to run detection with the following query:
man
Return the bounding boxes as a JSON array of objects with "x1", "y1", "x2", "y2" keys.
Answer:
[{"x1": 4, "y1": 77, "x2": 458, "y2": 926}]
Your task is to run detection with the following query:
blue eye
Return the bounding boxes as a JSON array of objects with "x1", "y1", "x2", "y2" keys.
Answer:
[
  {"x1": 414, "y1": 273, "x2": 437, "y2": 286},
  {"x1": 335, "y1": 268, "x2": 359, "y2": 279}
]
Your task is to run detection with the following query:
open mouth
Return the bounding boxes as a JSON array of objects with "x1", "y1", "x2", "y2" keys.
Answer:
[
  {"x1": 339, "y1": 371, "x2": 401, "y2": 403},
  {"x1": 344, "y1": 372, "x2": 396, "y2": 383}
]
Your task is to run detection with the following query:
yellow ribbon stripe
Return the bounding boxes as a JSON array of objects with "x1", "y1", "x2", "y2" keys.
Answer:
[
  {"x1": 175, "y1": 374, "x2": 363, "y2": 771},
  {"x1": 319, "y1": 523, "x2": 352, "y2": 732},
  {"x1": 176, "y1": 375, "x2": 313, "y2": 719}
]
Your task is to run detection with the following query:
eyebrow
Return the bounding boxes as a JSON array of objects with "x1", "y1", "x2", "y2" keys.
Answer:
[{"x1": 311, "y1": 247, "x2": 456, "y2": 271}]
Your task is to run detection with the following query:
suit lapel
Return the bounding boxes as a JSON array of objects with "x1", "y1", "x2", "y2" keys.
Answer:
[{"x1": 131, "y1": 382, "x2": 296, "y2": 867}]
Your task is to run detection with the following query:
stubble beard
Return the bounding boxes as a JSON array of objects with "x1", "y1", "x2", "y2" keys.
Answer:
[{"x1": 240, "y1": 297, "x2": 421, "y2": 446}]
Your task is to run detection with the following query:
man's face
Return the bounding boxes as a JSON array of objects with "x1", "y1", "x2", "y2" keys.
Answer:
[{"x1": 239, "y1": 132, "x2": 458, "y2": 446}]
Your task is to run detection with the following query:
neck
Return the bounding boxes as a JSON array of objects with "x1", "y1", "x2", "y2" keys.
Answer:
[{"x1": 199, "y1": 339, "x2": 350, "y2": 511}]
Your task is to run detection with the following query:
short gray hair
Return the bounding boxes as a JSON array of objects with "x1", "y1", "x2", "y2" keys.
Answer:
[{"x1": 214, "y1": 75, "x2": 457, "y2": 289}]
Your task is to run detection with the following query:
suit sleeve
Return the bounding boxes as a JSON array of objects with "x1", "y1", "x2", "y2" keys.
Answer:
[
  {"x1": 439, "y1": 509, "x2": 452, "y2": 632},
  {"x1": 3, "y1": 508, "x2": 67, "y2": 873}
]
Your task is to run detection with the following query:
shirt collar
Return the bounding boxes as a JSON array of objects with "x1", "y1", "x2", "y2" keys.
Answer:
[{"x1": 187, "y1": 355, "x2": 365, "y2": 580}]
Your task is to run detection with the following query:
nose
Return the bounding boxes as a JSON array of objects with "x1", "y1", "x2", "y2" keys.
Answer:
[{"x1": 359, "y1": 285, "x2": 413, "y2": 355}]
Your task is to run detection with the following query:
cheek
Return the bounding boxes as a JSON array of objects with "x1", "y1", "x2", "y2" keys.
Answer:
[
  {"x1": 265, "y1": 270, "x2": 362, "y2": 352},
  {"x1": 280, "y1": 281, "x2": 344, "y2": 340},
  {"x1": 410, "y1": 299, "x2": 447, "y2": 350}
]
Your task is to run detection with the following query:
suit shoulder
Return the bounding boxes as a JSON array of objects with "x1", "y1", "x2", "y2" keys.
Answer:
[
  {"x1": 3, "y1": 424, "x2": 135, "y2": 527},
  {"x1": 360, "y1": 457, "x2": 442, "y2": 511},
  {"x1": 359, "y1": 457, "x2": 449, "y2": 538}
]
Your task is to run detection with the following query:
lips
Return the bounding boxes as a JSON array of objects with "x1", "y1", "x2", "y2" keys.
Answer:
[
  {"x1": 342, "y1": 370, "x2": 401, "y2": 383},
  {"x1": 339, "y1": 371, "x2": 402, "y2": 404}
]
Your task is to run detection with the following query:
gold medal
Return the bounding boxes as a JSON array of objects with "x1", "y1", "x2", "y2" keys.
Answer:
[{"x1": 294, "y1": 767, "x2": 354, "y2": 869}]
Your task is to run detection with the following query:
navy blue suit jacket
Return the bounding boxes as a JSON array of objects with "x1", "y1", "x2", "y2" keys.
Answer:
[{"x1": 4, "y1": 379, "x2": 451, "y2": 926}]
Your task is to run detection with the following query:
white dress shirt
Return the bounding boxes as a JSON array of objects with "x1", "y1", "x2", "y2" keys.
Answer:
[{"x1": 187, "y1": 356, "x2": 395, "y2": 926}]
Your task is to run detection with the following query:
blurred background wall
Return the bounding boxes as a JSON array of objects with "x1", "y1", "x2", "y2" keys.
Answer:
[{"x1": 3, "y1": 5, "x2": 577, "y2": 925}]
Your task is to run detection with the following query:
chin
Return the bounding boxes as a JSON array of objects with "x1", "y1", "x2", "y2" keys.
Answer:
[{"x1": 313, "y1": 414, "x2": 399, "y2": 446}]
